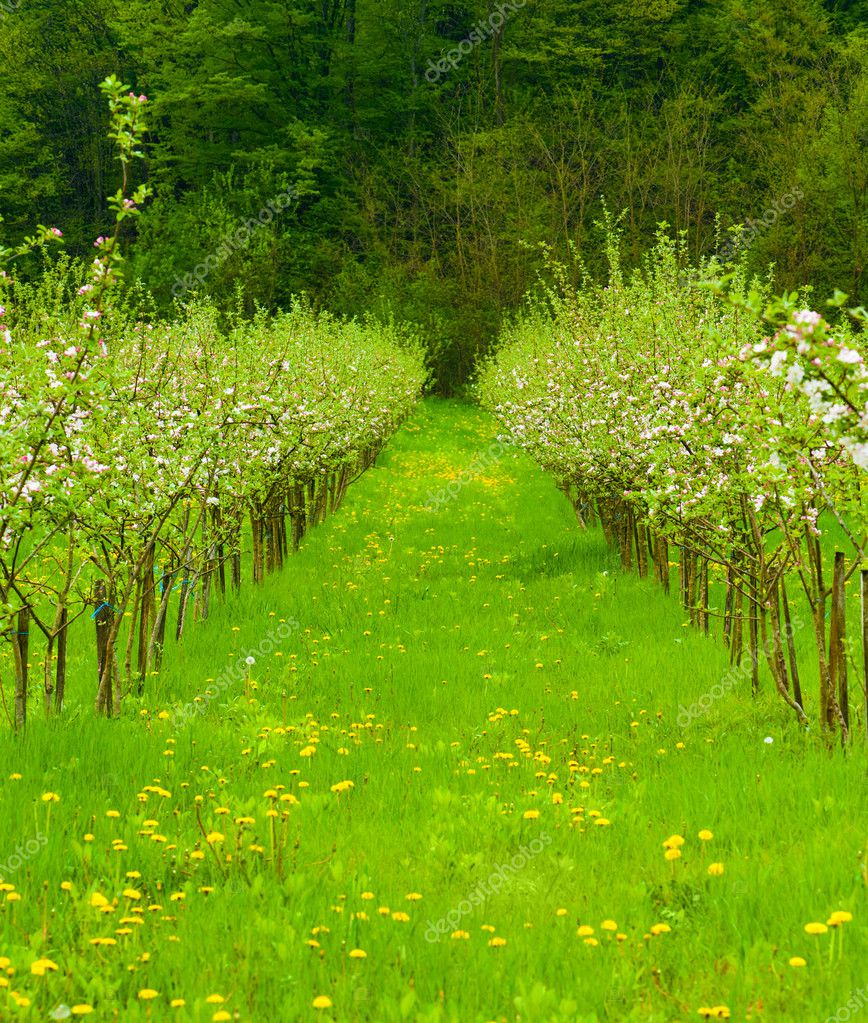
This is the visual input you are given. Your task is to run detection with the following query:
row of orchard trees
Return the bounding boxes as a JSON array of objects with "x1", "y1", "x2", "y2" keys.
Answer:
[
  {"x1": 0, "y1": 82, "x2": 427, "y2": 726},
  {"x1": 1, "y1": 293, "x2": 425, "y2": 725},
  {"x1": 479, "y1": 228, "x2": 868, "y2": 742}
]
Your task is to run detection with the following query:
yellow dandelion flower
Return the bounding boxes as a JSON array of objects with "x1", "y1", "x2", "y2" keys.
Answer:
[
  {"x1": 349, "y1": 949, "x2": 367, "y2": 959},
  {"x1": 30, "y1": 957, "x2": 59, "y2": 976},
  {"x1": 312, "y1": 995, "x2": 332, "y2": 1009},
  {"x1": 522, "y1": 809, "x2": 540, "y2": 820},
  {"x1": 828, "y1": 911, "x2": 853, "y2": 927},
  {"x1": 788, "y1": 956, "x2": 807, "y2": 967},
  {"x1": 665, "y1": 848, "x2": 682, "y2": 861},
  {"x1": 698, "y1": 829, "x2": 713, "y2": 841},
  {"x1": 707, "y1": 862, "x2": 724, "y2": 876},
  {"x1": 650, "y1": 923, "x2": 671, "y2": 935},
  {"x1": 804, "y1": 922, "x2": 828, "y2": 935},
  {"x1": 138, "y1": 989, "x2": 159, "y2": 1000}
]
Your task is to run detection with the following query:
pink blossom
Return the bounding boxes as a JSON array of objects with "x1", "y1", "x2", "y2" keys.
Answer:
[{"x1": 793, "y1": 309, "x2": 821, "y2": 328}]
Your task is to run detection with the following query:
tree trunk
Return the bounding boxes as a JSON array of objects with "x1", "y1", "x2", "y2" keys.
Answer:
[
  {"x1": 93, "y1": 587, "x2": 114, "y2": 716},
  {"x1": 780, "y1": 577, "x2": 802, "y2": 710},
  {"x1": 54, "y1": 608, "x2": 68, "y2": 714},
  {"x1": 13, "y1": 607, "x2": 29, "y2": 731},
  {"x1": 830, "y1": 552, "x2": 849, "y2": 739}
]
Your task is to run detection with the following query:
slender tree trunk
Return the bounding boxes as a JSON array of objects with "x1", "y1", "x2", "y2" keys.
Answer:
[
  {"x1": 13, "y1": 607, "x2": 29, "y2": 731},
  {"x1": 147, "y1": 564, "x2": 174, "y2": 675},
  {"x1": 700, "y1": 559, "x2": 709, "y2": 635},
  {"x1": 55, "y1": 608, "x2": 68, "y2": 714},
  {"x1": 831, "y1": 552, "x2": 849, "y2": 739},
  {"x1": 861, "y1": 570, "x2": 868, "y2": 753},
  {"x1": 723, "y1": 566, "x2": 735, "y2": 649},
  {"x1": 781, "y1": 577, "x2": 802, "y2": 710},
  {"x1": 216, "y1": 507, "x2": 227, "y2": 598},
  {"x1": 137, "y1": 543, "x2": 156, "y2": 691},
  {"x1": 635, "y1": 522, "x2": 648, "y2": 579},
  {"x1": 93, "y1": 585, "x2": 114, "y2": 716},
  {"x1": 748, "y1": 575, "x2": 760, "y2": 696},
  {"x1": 770, "y1": 579, "x2": 790, "y2": 695},
  {"x1": 251, "y1": 504, "x2": 265, "y2": 585},
  {"x1": 731, "y1": 582, "x2": 744, "y2": 667}
]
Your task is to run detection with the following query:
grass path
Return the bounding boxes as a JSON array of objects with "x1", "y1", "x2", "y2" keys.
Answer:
[{"x1": 1, "y1": 399, "x2": 865, "y2": 1023}]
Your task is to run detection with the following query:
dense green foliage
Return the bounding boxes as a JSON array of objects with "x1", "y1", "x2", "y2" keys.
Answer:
[{"x1": 1, "y1": 0, "x2": 866, "y2": 388}]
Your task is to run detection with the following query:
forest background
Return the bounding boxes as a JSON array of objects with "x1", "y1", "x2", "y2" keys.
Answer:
[{"x1": 1, "y1": 0, "x2": 866, "y2": 389}]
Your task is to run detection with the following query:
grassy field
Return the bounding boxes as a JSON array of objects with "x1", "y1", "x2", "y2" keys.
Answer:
[{"x1": 0, "y1": 399, "x2": 865, "y2": 1022}]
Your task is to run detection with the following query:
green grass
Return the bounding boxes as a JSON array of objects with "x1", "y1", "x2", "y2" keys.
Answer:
[{"x1": 0, "y1": 399, "x2": 865, "y2": 1023}]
